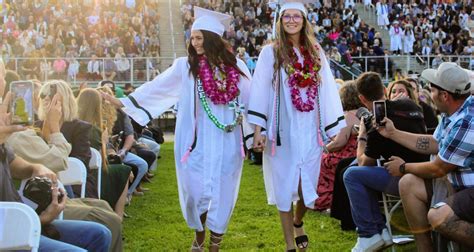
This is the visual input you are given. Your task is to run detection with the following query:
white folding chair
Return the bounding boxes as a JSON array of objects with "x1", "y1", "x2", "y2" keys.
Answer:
[
  {"x1": 89, "y1": 147, "x2": 102, "y2": 199},
  {"x1": 58, "y1": 157, "x2": 87, "y2": 198},
  {"x1": 0, "y1": 202, "x2": 41, "y2": 251}
]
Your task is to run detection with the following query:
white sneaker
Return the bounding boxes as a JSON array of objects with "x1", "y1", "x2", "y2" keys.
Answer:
[
  {"x1": 351, "y1": 234, "x2": 384, "y2": 252},
  {"x1": 381, "y1": 228, "x2": 394, "y2": 247}
]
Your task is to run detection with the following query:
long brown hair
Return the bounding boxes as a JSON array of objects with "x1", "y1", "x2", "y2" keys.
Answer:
[
  {"x1": 387, "y1": 80, "x2": 419, "y2": 106},
  {"x1": 188, "y1": 30, "x2": 247, "y2": 79},
  {"x1": 273, "y1": 10, "x2": 320, "y2": 73}
]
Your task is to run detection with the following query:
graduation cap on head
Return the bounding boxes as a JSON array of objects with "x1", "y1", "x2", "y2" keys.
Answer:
[
  {"x1": 274, "y1": 0, "x2": 315, "y2": 16},
  {"x1": 191, "y1": 6, "x2": 232, "y2": 37}
]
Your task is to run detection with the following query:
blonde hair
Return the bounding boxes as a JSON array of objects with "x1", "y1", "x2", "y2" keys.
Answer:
[
  {"x1": 273, "y1": 10, "x2": 320, "y2": 73},
  {"x1": 77, "y1": 88, "x2": 102, "y2": 128},
  {"x1": 38, "y1": 80, "x2": 77, "y2": 122},
  {"x1": 96, "y1": 86, "x2": 117, "y2": 132}
]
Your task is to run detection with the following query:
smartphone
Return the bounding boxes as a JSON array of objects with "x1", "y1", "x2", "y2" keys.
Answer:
[
  {"x1": 10, "y1": 81, "x2": 34, "y2": 125},
  {"x1": 373, "y1": 100, "x2": 387, "y2": 126}
]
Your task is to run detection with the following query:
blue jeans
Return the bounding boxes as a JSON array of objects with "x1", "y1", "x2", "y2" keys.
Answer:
[
  {"x1": 343, "y1": 166, "x2": 400, "y2": 237},
  {"x1": 123, "y1": 152, "x2": 148, "y2": 195},
  {"x1": 39, "y1": 220, "x2": 111, "y2": 252}
]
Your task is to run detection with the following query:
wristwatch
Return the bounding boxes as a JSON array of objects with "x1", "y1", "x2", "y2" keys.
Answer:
[{"x1": 399, "y1": 162, "x2": 406, "y2": 174}]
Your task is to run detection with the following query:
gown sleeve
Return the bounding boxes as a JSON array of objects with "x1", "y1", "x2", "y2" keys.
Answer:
[
  {"x1": 236, "y1": 58, "x2": 254, "y2": 149},
  {"x1": 120, "y1": 57, "x2": 186, "y2": 126},
  {"x1": 318, "y1": 48, "x2": 346, "y2": 139},
  {"x1": 247, "y1": 45, "x2": 275, "y2": 130}
]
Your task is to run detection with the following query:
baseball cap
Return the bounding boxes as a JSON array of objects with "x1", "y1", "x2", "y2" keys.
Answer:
[{"x1": 421, "y1": 62, "x2": 472, "y2": 94}]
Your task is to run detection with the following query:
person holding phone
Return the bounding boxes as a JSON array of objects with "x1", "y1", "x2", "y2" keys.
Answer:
[
  {"x1": 0, "y1": 70, "x2": 112, "y2": 252},
  {"x1": 248, "y1": 2, "x2": 346, "y2": 250},
  {"x1": 343, "y1": 72, "x2": 430, "y2": 251}
]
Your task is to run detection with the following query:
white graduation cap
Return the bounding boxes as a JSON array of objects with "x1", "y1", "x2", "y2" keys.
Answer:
[
  {"x1": 191, "y1": 6, "x2": 232, "y2": 37},
  {"x1": 273, "y1": 0, "x2": 315, "y2": 16}
]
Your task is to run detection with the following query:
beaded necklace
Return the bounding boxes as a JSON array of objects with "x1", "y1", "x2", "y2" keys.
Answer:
[{"x1": 197, "y1": 79, "x2": 243, "y2": 132}]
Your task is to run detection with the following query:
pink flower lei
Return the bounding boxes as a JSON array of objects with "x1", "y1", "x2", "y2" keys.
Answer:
[
  {"x1": 286, "y1": 44, "x2": 322, "y2": 112},
  {"x1": 198, "y1": 55, "x2": 240, "y2": 105}
]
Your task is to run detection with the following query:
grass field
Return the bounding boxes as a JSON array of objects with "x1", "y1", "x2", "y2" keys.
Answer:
[{"x1": 123, "y1": 142, "x2": 416, "y2": 251}]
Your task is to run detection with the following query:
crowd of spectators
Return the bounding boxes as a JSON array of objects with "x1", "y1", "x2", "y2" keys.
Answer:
[
  {"x1": 0, "y1": 58, "x2": 163, "y2": 251},
  {"x1": 0, "y1": 0, "x2": 161, "y2": 82},
  {"x1": 180, "y1": 0, "x2": 389, "y2": 78}
]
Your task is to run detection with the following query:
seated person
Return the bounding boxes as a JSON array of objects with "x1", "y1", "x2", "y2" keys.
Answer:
[
  {"x1": 315, "y1": 81, "x2": 361, "y2": 211},
  {"x1": 35, "y1": 80, "x2": 97, "y2": 198},
  {"x1": 344, "y1": 72, "x2": 430, "y2": 251},
  {"x1": 77, "y1": 87, "x2": 132, "y2": 219},
  {"x1": 6, "y1": 81, "x2": 124, "y2": 251},
  {"x1": 0, "y1": 90, "x2": 111, "y2": 252},
  {"x1": 381, "y1": 62, "x2": 474, "y2": 249}
]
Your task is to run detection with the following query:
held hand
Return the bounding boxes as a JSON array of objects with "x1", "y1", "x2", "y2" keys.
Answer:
[
  {"x1": 46, "y1": 94, "x2": 63, "y2": 133},
  {"x1": 358, "y1": 116, "x2": 367, "y2": 139},
  {"x1": 117, "y1": 149, "x2": 127, "y2": 159},
  {"x1": 383, "y1": 156, "x2": 405, "y2": 177},
  {"x1": 391, "y1": 92, "x2": 408, "y2": 101},
  {"x1": 100, "y1": 91, "x2": 123, "y2": 108},
  {"x1": 32, "y1": 165, "x2": 57, "y2": 185},
  {"x1": 0, "y1": 93, "x2": 26, "y2": 144},
  {"x1": 39, "y1": 187, "x2": 67, "y2": 225},
  {"x1": 376, "y1": 117, "x2": 396, "y2": 138},
  {"x1": 253, "y1": 132, "x2": 266, "y2": 153}
]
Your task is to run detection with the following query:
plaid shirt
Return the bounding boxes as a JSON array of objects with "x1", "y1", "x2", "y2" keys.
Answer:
[{"x1": 434, "y1": 95, "x2": 474, "y2": 189}]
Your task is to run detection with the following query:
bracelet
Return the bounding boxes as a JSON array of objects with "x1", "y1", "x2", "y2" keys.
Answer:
[
  {"x1": 399, "y1": 162, "x2": 406, "y2": 174},
  {"x1": 357, "y1": 136, "x2": 367, "y2": 142}
]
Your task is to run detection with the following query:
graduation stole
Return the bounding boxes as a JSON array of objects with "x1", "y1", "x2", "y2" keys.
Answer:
[{"x1": 197, "y1": 79, "x2": 243, "y2": 133}]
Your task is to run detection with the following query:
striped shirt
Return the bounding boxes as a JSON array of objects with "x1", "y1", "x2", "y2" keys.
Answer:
[{"x1": 434, "y1": 95, "x2": 474, "y2": 189}]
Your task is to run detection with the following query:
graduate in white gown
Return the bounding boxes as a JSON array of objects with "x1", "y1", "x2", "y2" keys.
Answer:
[
  {"x1": 389, "y1": 21, "x2": 403, "y2": 55},
  {"x1": 102, "y1": 7, "x2": 252, "y2": 251},
  {"x1": 376, "y1": 0, "x2": 389, "y2": 29},
  {"x1": 247, "y1": 2, "x2": 345, "y2": 251}
]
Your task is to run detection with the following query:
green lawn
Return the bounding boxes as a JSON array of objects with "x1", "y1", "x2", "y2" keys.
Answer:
[{"x1": 123, "y1": 142, "x2": 415, "y2": 251}]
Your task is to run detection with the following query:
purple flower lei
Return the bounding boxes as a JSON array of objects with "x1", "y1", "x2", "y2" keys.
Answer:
[{"x1": 198, "y1": 55, "x2": 240, "y2": 105}]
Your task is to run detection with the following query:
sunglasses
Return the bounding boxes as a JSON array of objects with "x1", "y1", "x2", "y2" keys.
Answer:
[{"x1": 281, "y1": 14, "x2": 303, "y2": 23}]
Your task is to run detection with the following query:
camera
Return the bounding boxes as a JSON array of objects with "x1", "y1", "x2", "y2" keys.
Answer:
[
  {"x1": 22, "y1": 177, "x2": 64, "y2": 214},
  {"x1": 356, "y1": 107, "x2": 374, "y2": 132}
]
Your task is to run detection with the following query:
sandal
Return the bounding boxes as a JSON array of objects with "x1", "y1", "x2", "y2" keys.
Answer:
[
  {"x1": 191, "y1": 239, "x2": 204, "y2": 252},
  {"x1": 294, "y1": 221, "x2": 309, "y2": 250},
  {"x1": 209, "y1": 233, "x2": 223, "y2": 248}
]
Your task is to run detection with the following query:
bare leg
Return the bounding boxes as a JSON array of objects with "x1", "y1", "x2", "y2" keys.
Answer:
[
  {"x1": 279, "y1": 208, "x2": 296, "y2": 251},
  {"x1": 294, "y1": 182, "x2": 308, "y2": 250},
  {"x1": 399, "y1": 174, "x2": 433, "y2": 252},
  {"x1": 429, "y1": 205, "x2": 474, "y2": 249},
  {"x1": 114, "y1": 181, "x2": 129, "y2": 221},
  {"x1": 192, "y1": 212, "x2": 207, "y2": 252},
  {"x1": 209, "y1": 231, "x2": 223, "y2": 252}
]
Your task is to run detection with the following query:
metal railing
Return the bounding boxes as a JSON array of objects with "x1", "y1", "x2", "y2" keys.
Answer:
[
  {"x1": 4, "y1": 54, "x2": 473, "y2": 85},
  {"x1": 2, "y1": 56, "x2": 176, "y2": 86}
]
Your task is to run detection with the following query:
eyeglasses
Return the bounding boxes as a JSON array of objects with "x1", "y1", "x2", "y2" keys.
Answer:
[{"x1": 281, "y1": 14, "x2": 303, "y2": 23}]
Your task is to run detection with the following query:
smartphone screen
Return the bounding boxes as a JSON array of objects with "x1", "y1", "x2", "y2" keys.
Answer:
[
  {"x1": 373, "y1": 100, "x2": 387, "y2": 126},
  {"x1": 10, "y1": 81, "x2": 34, "y2": 125}
]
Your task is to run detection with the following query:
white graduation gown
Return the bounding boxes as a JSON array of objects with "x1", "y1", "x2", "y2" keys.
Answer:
[
  {"x1": 403, "y1": 31, "x2": 415, "y2": 54},
  {"x1": 376, "y1": 3, "x2": 389, "y2": 26},
  {"x1": 120, "y1": 57, "x2": 252, "y2": 233},
  {"x1": 389, "y1": 26, "x2": 404, "y2": 51},
  {"x1": 247, "y1": 45, "x2": 345, "y2": 211}
]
